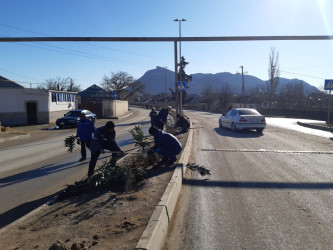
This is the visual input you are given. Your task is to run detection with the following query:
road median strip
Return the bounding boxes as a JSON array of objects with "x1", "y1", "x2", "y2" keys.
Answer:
[{"x1": 136, "y1": 124, "x2": 193, "y2": 250}]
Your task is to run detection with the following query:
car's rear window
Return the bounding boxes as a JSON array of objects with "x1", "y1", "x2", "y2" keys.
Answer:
[
  {"x1": 238, "y1": 109, "x2": 260, "y2": 115},
  {"x1": 65, "y1": 111, "x2": 81, "y2": 117}
]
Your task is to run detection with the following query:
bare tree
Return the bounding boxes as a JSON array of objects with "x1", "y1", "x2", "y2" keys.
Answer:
[
  {"x1": 121, "y1": 81, "x2": 145, "y2": 100},
  {"x1": 101, "y1": 71, "x2": 144, "y2": 100},
  {"x1": 267, "y1": 47, "x2": 280, "y2": 110},
  {"x1": 216, "y1": 84, "x2": 232, "y2": 113},
  {"x1": 248, "y1": 85, "x2": 266, "y2": 108},
  {"x1": 201, "y1": 84, "x2": 215, "y2": 111},
  {"x1": 278, "y1": 80, "x2": 305, "y2": 109},
  {"x1": 38, "y1": 77, "x2": 81, "y2": 92}
]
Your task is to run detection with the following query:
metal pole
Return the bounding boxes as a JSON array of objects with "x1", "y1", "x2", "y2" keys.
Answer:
[
  {"x1": 174, "y1": 41, "x2": 178, "y2": 114},
  {"x1": 328, "y1": 90, "x2": 331, "y2": 125},
  {"x1": 174, "y1": 19, "x2": 186, "y2": 114},
  {"x1": 180, "y1": 89, "x2": 183, "y2": 115},
  {"x1": 179, "y1": 21, "x2": 182, "y2": 115},
  {"x1": 241, "y1": 66, "x2": 245, "y2": 108},
  {"x1": 164, "y1": 67, "x2": 167, "y2": 104}
]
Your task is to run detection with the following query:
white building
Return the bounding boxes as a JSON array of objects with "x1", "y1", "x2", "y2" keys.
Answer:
[{"x1": 0, "y1": 76, "x2": 77, "y2": 126}]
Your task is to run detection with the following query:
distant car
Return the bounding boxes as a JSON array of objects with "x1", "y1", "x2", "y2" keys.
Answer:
[
  {"x1": 219, "y1": 108, "x2": 266, "y2": 133},
  {"x1": 56, "y1": 109, "x2": 96, "y2": 128}
]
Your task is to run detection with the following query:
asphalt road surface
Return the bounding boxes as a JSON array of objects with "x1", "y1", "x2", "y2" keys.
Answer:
[
  {"x1": 164, "y1": 110, "x2": 333, "y2": 250},
  {"x1": 0, "y1": 107, "x2": 151, "y2": 228}
]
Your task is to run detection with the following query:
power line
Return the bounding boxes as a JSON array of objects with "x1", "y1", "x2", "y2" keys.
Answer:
[
  {"x1": 0, "y1": 67, "x2": 41, "y2": 83},
  {"x1": 280, "y1": 70, "x2": 324, "y2": 80},
  {"x1": 2, "y1": 39, "x2": 147, "y2": 65},
  {"x1": 0, "y1": 23, "x2": 170, "y2": 61}
]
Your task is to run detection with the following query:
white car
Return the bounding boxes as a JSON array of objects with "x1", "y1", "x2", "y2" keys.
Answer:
[{"x1": 219, "y1": 108, "x2": 266, "y2": 133}]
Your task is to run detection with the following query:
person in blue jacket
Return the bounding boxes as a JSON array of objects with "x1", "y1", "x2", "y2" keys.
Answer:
[
  {"x1": 154, "y1": 106, "x2": 172, "y2": 130},
  {"x1": 147, "y1": 126, "x2": 182, "y2": 165},
  {"x1": 88, "y1": 121, "x2": 124, "y2": 177},
  {"x1": 76, "y1": 113, "x2": 95, "y2": 162}
]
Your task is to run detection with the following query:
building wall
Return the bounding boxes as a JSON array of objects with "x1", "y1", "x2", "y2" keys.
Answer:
[
  {"x1": 0, "y1": 112, "x2": 27, "y2": 126},
  {"x1": 0, "y1": 89, "x2": 77, "y2": 126},
  {"x1": 102, "y1": 100, "x2": 128, "y2": 118}
]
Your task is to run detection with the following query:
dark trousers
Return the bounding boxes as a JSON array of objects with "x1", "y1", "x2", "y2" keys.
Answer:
[
  {"x1": 80, "y1": 140, "x2": 91, "y2": 159},
  {"x1": 156, "y1": 121, "x2": 164, "y2": 130},
  {"x1": 88, "y1": 151, "x2": 118, "y2": 177}
]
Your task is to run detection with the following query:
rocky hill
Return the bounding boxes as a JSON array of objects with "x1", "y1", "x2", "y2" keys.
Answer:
[{"x1": 137, "y1": 66, "x2": 320, "y2": 96}]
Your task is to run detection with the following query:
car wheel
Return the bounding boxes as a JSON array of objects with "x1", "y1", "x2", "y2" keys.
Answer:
[
  {"x1": 231, "y1": 123, "x2": 237, "y2": 132},
  {"x1": 219, "y1": 120, "x2": 223, "y2": 128},
  {"x1": 58, "y1": 125, "x2": 63, "y2": 129},
  {"x1": 256, "y1": 128, "x2": 264, "y2": 133}
]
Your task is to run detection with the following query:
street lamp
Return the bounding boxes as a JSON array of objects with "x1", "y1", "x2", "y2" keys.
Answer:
[{"x1": 174, "y1": 18, "x2": 186, "y2": 114}]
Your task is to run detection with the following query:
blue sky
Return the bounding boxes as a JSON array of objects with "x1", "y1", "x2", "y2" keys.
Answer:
[{"x1": 0, "y1": 0, "x2": 332, "y2": 91}]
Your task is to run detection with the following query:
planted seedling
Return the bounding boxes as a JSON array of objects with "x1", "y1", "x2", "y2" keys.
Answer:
[{"x1": 129, "y1": 125, "x2": 151, "y2": 152}]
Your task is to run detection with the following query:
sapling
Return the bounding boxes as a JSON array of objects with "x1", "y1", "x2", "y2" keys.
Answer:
[
  {"x1": 64, "y1": 135, "x2": 79, "y2": 152},
  {"x1": 129, "y1": 125, "x2": 151, "y2": 152},
  {"x1": 186, "y1": 163, "x2": 211, "y2": 176}
]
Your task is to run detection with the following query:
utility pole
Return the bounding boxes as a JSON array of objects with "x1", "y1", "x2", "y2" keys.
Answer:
[
  {"x1": 241, "y1": 66, "x2": 245, "y2": 108},
  {"x1": 174, "y1": 18, "x2": 186, "y2": 115}
]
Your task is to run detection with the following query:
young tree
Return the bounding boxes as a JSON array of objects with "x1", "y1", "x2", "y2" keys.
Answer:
[
  {"x1": 267, "y1": 47, "x2": 280, "y2": 110},
  {"x1": 101, "y1": 71, "x2": 144, "y2": 100}
]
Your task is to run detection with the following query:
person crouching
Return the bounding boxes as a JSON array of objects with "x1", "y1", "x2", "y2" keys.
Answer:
[{"x1": 147, "y1": 126, "x2": 182, "y2": 165}]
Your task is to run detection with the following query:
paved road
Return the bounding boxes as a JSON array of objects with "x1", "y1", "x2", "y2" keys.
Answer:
[
  {"x1": 0, "y1": 107, "x2": 151, "y2": 228},
  {"x1": 164, "y1": 110, "x2": 333, "y2": 250}
]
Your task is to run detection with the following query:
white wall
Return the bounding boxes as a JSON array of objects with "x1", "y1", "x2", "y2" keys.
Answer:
[
  {"x1": 0, "y1": 89, "x2": 49, "y2": 113},
  {"x1": 0, "y1": 88, "x2": 78, "y2": 125},
  {"x1": 102, "y1": 100, "x2": 128, "y2": 117}
]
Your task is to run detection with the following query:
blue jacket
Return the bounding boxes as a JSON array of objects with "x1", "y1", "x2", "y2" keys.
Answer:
[
  {"x1": 153, "y1": 130, "x2": 182, "y2": 155},
  {"x1": 89, "y1": 126, "x2": 121, "y2": 153},
  {"x1": 76, "y1": 118, "x2": 95, "y2": 141}
]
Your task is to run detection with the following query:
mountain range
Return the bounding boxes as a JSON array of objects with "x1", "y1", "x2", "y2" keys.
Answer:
[{"x1": 138, "y1": 66, "x2": 320, "y2": 96}]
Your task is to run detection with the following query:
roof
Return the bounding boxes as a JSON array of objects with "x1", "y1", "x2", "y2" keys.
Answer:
[
  {"x1": 78, "y1": 84, "x2": 113, "y2": 98},
  {"x1": 0, "y1": 76, "x2": 24, "y2": 89}
]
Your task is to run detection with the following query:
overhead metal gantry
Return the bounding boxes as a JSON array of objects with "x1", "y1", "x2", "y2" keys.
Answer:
[{"x1": 2, "y1": 35, "x2": 333, "y2": 114}]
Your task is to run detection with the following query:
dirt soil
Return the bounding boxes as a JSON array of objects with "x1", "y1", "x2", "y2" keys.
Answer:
[{"x1": 0, "y1": 125, "x2": 189, "y2": 250}]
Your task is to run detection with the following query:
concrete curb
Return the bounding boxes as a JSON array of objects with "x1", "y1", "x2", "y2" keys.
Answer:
[
  {"x1": 135, "y1": 126, "x2": 193, "y2": 250},
  {"x1": 0, "y1": 133, "x2": 31, "y2": 144},
  {"x1": 297, "y1": 121, "x2": 333, "y2": 132}
]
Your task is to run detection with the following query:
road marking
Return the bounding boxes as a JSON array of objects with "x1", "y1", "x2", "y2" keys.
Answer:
[{"x1": 201, "y1": 148, "x2": 333, "y2": 155}]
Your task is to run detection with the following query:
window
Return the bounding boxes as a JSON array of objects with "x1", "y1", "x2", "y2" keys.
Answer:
[
  {"x1": 57, "y1": 93, "x2": 63, "y2": 102},
  {"x1": 51, "y1": 92, "x2": 57, "y2": 102},
  {"x1": 239, "y1": 109, "x2": 260, "y2": 115}
]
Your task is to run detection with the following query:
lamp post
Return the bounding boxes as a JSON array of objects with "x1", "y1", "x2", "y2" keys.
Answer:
[{"x1": 174, "y1": 18, "x2": 186, "y2": 114}]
